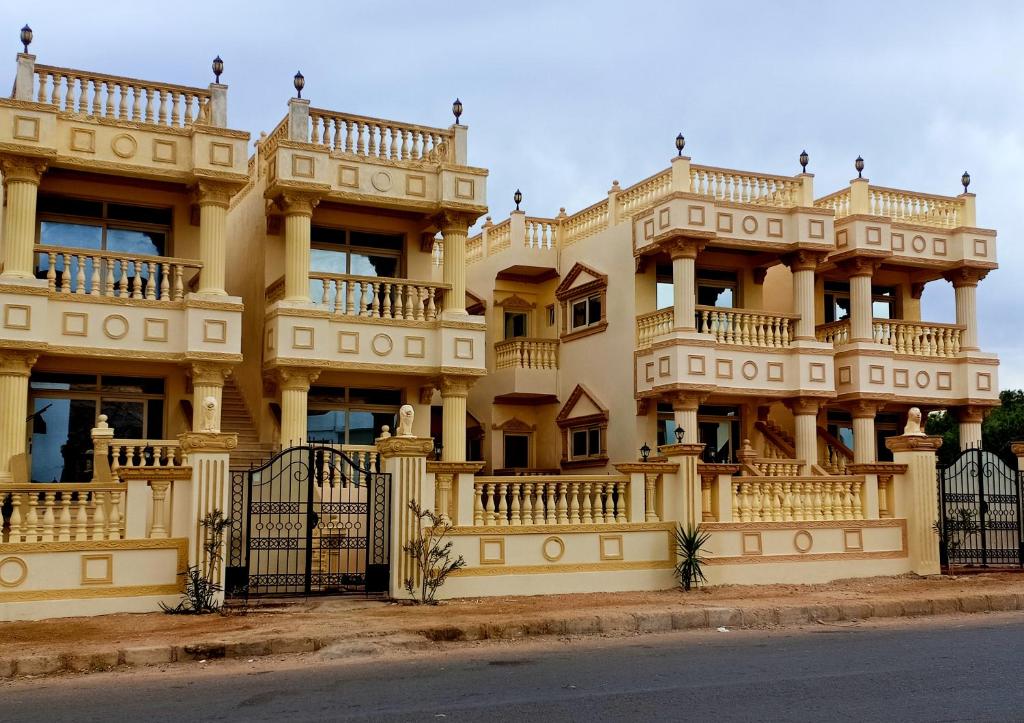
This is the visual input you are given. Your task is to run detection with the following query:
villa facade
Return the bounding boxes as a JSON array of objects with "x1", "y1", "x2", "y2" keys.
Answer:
[{"x1": 0, "y1": 32, "x2": 1007, "y2": 620}]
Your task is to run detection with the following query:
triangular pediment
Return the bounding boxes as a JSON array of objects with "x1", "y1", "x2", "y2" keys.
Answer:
[
  {"x1": 495, "y1": 293, "x2": 535, "y2": 310},
  {"x1": 555, "y1": 262, "x2": 607, "y2": 300},
  {"x1": 556, "y1": 384, "x2": 609, "y2": 424},
  {"x1": 492, "y1": 416, "x2": 536, "y2": 433}
]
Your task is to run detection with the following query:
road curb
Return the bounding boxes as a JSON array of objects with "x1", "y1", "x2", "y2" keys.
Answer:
[{"x1": 2, "y1": 591, "x2": 1022, "y2": 679}]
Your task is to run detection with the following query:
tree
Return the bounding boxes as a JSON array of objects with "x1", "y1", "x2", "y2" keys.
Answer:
[{"x1": 925, "y1": 390, "x2": 1024, "y2": 466}]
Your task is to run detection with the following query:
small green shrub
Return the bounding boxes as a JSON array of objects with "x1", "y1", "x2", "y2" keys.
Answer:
[
  {"x1": 675, "y1": 523, "x2": 711, "y2": 592},
  {"x1": 402, "y1": 500, "x2": 465, "y2": 604},
  {"x1": 162, "y1": 510, "x2": 232, "y2": 614}
]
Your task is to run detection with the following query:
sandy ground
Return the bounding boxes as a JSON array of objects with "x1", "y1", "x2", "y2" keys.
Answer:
[{"x1": 1, "y1": 572, "x2": 1021, "y2": 659}]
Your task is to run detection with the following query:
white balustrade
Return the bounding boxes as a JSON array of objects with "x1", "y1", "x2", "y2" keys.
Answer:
[
  {"x1": 466, "y1": 235, "x2": 483, "y2": 263},
  {"x1": 487, "y1": 219, "x2": 512, "y2": 253},
  {"x1": 1, "y1": 486, "x2": 125, "y2": 543},
  {"x1": 819, "y1": 443, "x2": 850, "y2": 475},
  {"x1": 750, "y1": 460, "x2": 802, "y2": 477},
  {"x1": 473, "y1": 476, "x2": 629, "y2": 526},
  {"x1": 33, "y1": 65, "x2": 210, "y2": 128},
  {"x1": 690, "y1": 166, "x2": 800, "y2": 208},
  {"x1": 814, "y1": 190, "x2": 851, "y2": 219},
  {"x1": 108, "y1": 439, "x2": 187, "y2": 481},
  {"x1": 310, "y1": 274, "x2": 448, "y2": 321},
  {"x1": 872, "y1": 320, "x2": 963, "y2": 358},
  {"x1": 617, "y1": 170, "x2": 673, "y2": 219},
  {"x1": 816, "y1": 320, "x2": 851, "y2": 346},
  {"x1": 524, "y1": 217, "x2": 557, "y2": 249},
  {"x1": 732, "y1": 477, "x2": 865, "y2": 523},
  {"x1": 636, "y1": 308, "x2": 674, "y2": 346},
  {"x1": 38, "y1": 245, "x2": 200, "y2": 302},
  {"x1": 494, "y1": 339, "x2": 559, "y2": 370},
  {"x1": 697, "y1": 306, "x2": 795, "y2": 348},
  {"x1": 869, "y1": 187, "x2": 963, "y2": 229},
  {"x1": 563, "y1": 201, "x2": 609, "y2": 244},
  {"x1": 307, "y1": 109, "x2": 454, "y2": 163}
]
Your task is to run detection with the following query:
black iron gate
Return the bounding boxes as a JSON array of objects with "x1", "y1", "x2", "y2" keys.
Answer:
[
  {"x1": 225, "y1": 445, "x2": 390, "y2": 596},
  {"x1": 937, "y1": 446, "x2": 1023, "y2": 567}
]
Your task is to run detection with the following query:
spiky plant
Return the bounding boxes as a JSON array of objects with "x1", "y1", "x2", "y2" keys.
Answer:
[
  {"x1": 162, "y1": 509, "x2": 232, "y2": 614},
  {"x1": 675, "y1": 523, "x2": 711, "y2": 591},
  {"x1": 403, "y1": 499, "x2": 466, "y2": 604}
]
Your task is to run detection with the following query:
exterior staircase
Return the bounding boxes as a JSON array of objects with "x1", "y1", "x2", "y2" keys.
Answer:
[{"x1": 221, "y1": 378, "x2": 274, "y2": 470}]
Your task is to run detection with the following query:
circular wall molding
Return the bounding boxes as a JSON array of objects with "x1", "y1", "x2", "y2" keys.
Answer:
[
  {"x1": 542, "y1": 536, "x2": 565, "y2": 562},
  {"x1": 0, "y1": 556, "x2": 28, "y2": 587},
  {"x1": 103, "y1": 314, "x2": 129, "y2": 340},
  {"x1": 793, "y1": 530, "x2": 813, "y2": 554},
  {"x1": 111, "y1": 133, "x2": 138, "y2": 159},
  {"x1": 370, "y1": 171, "x2": 393, "y2": 192},
  {"x1": 911, "y1": 235, "x2": 927, "y2": 253},
  {"x1": 741, "y1": 215, "x2": 758, "y2": 234},
  {"x1": 371, "y1": 333, "x2": 393, "y2": 356},
  {"x1": 741, "y1": 360, "x2": 758, "y2": 380},
  {"x1": 915, "y1": 370, "x2": 931, "y2": 389}
]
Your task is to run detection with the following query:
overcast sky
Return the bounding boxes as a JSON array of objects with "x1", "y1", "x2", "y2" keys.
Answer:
[{"x1": 4, "y1": 1, "x2": 1021, "y2": 385}]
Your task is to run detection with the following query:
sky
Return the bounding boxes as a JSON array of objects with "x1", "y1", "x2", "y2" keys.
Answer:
[{"x1": 4, "y1": 1, "x2": 1022, "y2": 385}]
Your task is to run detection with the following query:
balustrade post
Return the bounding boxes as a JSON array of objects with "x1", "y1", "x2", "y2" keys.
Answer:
[
  {"x1": 208, "y1": 82, "x2": 227, "y2": 128},
  {"x1": 90, "y1": 413, "x2": 115, "y2": 483},
  {"x1": 377, "y1": 431, "x2": 433, "y2": 599},
  {"x1": 14, "y1": 53, "x2": 35, "y2": 101},
  {"x1": 671, "y1": 155, "x2": 691, "y2": 193},
  {"x1": 886, "y1": 429, "x2": 943, "y2": 575}
]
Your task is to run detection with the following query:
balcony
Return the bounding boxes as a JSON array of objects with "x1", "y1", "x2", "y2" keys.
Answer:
[
  {"x1": 2, "y1": 57, "x2": 248, "y2": 185},
  {"x1": 0, "y1": 245, "x2": 241, "y2": 362},
  {"x1": 261, "y1": 102, "x2": 487, "y2": 215},
  {"x1": 263, "y1": 274, "x2": 486, "y2": 376},
  {"x1": 490, "y1": 338, "x2": 559, "y2": 402},
  {"x1": 467, "y1": 215, "x2": 560, "y2": 283},
  {"x1": 814, "y1": 183, "x2": 996, "y2": 271},
  {"x1": 815, "y1": 318, "x2": 997, "y2": 404},
  {"x1": 634, "y1": 307, "x2": 834, "y2": 400}
]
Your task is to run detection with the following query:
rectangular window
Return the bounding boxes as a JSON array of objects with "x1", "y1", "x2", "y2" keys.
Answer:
[
  {"x1": 307, "y1": 386, "x2": 401, "y2": 446},
  {"x1": 503, "y1": 434, "x2": 530, "y2": 469},
  {"x1": 504, "y1": 311, "x2": 528, "y2": 339},
  {"x1": 697, "y1": 405, "x2": 741, "y2": 463},
  {"x1": 570, "y1": 294, "x2": 602, "y2": 330},
  {"x1": 309, "y1": 227, "x2": 404, "y2": 304},
  {"x1": 29, "y1": 373, "x2": 165, "y2": 483},
  {"x1": 696, "y1": 269, "x2": 738, "y2": 308},
  {"x1": 824, "y1": 282, "x2": 897, "y2": 323},
  {"x1": 570, "y1": 426, "x2": 603, "y2": 459},
  {"x1": 546, "y1": 304, "x2": 555, "y2": 327}
]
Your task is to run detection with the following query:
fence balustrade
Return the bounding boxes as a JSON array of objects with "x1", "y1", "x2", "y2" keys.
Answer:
[
  {"x1": 472, "y1": 476, "x2": 629, "y2": 526},
  {"x1": 1, "y1": 485, "x2": 125, "y2": 543},
  {"x1": 732, "y1": 477, "x2": 865, "y2": 522}
]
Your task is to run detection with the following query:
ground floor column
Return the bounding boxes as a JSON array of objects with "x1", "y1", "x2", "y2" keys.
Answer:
[
  {"x1": 190, "y1": 362, "x2": 233, "y2": 433},
  {"x1": 277, "y1": 368, "x2": 320, "y2": 446},
  {"x1": 0, "y1": 350, "x2": 36, "y2": 482},
  {"x1": 957, "y1": 406, "x2": 984, "y2": 450},
  {"x1": 441, "y1": 376, "x2": 474, "y2": 462},
  {"x1": 791, "y1": 398, "x2": 820, "y2": 475},
  {"x1": 850, "y1": 401, "x2": 880, "y2": 464}
]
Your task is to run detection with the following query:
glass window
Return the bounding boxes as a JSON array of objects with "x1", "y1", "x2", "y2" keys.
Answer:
[
  {"x1": 824, "y1": 282, "x2": 896, "y2": 323},
  {"x1": 697, "y1": 406, "x2": 740, "y2": 463},
  {"x1": 504, "y1": 434, "x2": 530, "y2": 469},
  {"x1": 306, "y1": 387, "x2": 401, "y2": 446},
  {"x1": 504, "y1": 311, "x2": 528, "y2": 339},
  {"x1": 696, "y1": 270, "x2": 738, "y2": 308},
  {"x1": 570, "y1": 294, "x2": 602, "y2": 330},
  {"x1": 310, "y1": 227, "x2": 405, "y2": 303},
  {"x1": 546, "y1": 305, "x2": 555, "y2": 326},
  {"x1": 570, "y1": 426, "x2": 602, "y2": 459}
]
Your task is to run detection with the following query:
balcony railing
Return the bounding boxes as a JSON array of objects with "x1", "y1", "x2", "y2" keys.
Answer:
[
  {"x1": 37, "y1": 245, "x2": 202, "y2": 303},
  {"x1": 494, "y1": 338, "x2": 559, "y2": 370},
  {"x1": 31, "y1": 65, "x2": 211, "y2": 128},
  {"x1": 473, "y1": 475, "x2": 630, "y2": 526},
  {"x1": 814, "y1": 185, "x2": 966, "y2": 229},
  {"x1": 636, "y1": 307, "x2": 797, "y2": 349},
  {"x1": 306, "y1": 108, "x2": 454, "y2": 163},
  {"x1": 617, "y1": 169, "x2": 672, "y2": 219},
  {"x1": 690, "y1": 165, "x2": 802, "y2": 208},
  {"x1": 816, "y1": 318, "x2": 964, "y2": 358},
  {"x1": 267, "y1": 274, "x2": 449, "y2": 321}
]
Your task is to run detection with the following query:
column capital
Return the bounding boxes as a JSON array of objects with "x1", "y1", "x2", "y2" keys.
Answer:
[
  {"x1": 666, "y1": 391, "x2": 703, "y2": 411},
  {"x1": 0, "y1": 154, "x2": 47, "y2": 185},
  {"x1": 189, "y1": 361, "x2": 233, "y2": 386},
  {"x1": 956, "y1": 405, "x2": 987, "y2": 424},
  {"x1": 436, "y1": 210, "x2": 475, "y2": 234},
  {"x1": 276, "y1": 366, "x2": 320, "y2": 391},
  {"x1": 943, "y1": 266, "x2": 989, "y2": 288},
  {"x1": 192, "y1": 180, "x2": 236, "y2": 208},
  {"x1": 788, "y1": 397, "x2": 821, "y2": 416},
  {"x1": 782, "y1": 249, "x2": 825, "y2": 272},
  {"x1": 440, "y1": 375, "x2": 475, "y2": 398},
  {"x1": 846, "y1": 399, "x2": 883, "y2": 419},
  {"x1": 836, "y1": 256, "x2": 881, "y2": 277},
  {"x1": 0, "y1": 350, "x2": 38, "y2": 376},
  {"x1": 377, "y1": 435, "x2": 433, "y2": 459},
  {"x1": 276, "y1": 191, "x2": 321, "y2": 216},
  {"x1": 663, "y1": 236, "x2": 706, "y2": 260}
]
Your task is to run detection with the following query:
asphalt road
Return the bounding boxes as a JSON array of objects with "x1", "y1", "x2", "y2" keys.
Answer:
[{"x1": 3, "y1": 613, "x2": 1024, "y2": 722}]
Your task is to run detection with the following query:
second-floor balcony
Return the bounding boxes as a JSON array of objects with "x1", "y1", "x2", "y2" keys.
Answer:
[
  {"x1": 490, "y1": 337, "x2": 559, "y2": 400},
  {"x1": 263, "y1": 273, "x2": 485, "y2": 376},
  {"x1": 634, "y1": 307, "x2": 834, "y2": 400}
]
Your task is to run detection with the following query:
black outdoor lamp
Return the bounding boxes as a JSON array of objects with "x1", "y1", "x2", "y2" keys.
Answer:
[
  {"x1": 212, "y1": 56, "x2": 224, "y2": 83},
  {"x1": 961, "y1": 171, "x2": 971, "y2": 194},
  {"x1": 452, "y1": 97, "x2": 463, "y2": 125},
  {"x1": 513, "y1": 188, "x2": 523, "y2": 211},
  {"x1": 640, "y1": 442, "x2": 651, "y2": 462},
  {"x1": 293, "y1": 71, "x2": 305, "y2": 99},
  {"x1": 855, "y1": 155, "x2": 865, "y2": 178},
  {"x1": 799, "y1": 149, "x2": 809, "y2": 173},
  {"x1": 675, "y1": 133, "x2": 686, "y2": 156},
  {"x1": 674, "y1": 426, "x2": 685, "y2": 444},
  {"x1": 20, "y1": 24, "x2": 31, "y2": 53},
  {"x1": 434, "y1": 441, "x2": 443, "y2": 460}
]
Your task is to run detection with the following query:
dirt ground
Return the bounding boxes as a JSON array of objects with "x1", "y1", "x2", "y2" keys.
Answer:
[{"x1": 2, "y1": 572, "x2": 1022, "y2": 660}]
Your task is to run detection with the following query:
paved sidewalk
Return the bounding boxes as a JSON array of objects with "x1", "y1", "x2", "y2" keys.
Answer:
[{"x1": 2, "y1": 572, "x2": 1022, "y2": 678}]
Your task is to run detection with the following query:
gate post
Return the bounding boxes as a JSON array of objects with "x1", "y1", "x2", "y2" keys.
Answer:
[
  {"x1": 178, "y1": 432, "x2": 238, "y2": 605},
  {"x1": 377, "y1": 432, "x2": 434, "y2": 599},
  {"x1": 659, "y1": 443, "x2": 707, "y2": 527},
  {"x1": 1011, "y1": 442, "x2": 1024, "y2": 566},
  {"x1": 886, "y1": 432, "x2": 943, "y2": 576}
]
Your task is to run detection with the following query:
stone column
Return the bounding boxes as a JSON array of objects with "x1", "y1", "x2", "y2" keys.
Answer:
[
  {"x1": 194, "y1": 182, "x2": 234, "y2": 295},
  {"x1": 377, "y1": 434, "x2": 433, "y2": 599},
  {"x1": 668, "y1": 239, "x2": 700, "y2": 331},
  {"x1": 845, "y1": 259, "x2": 875, "y2": 342},
  {"x1": 440, "y1": 212, "x2": 472, "y2": 315},
  {"x1": 440, "y1": 376, "x2": 474, "y2": 462},
  {"x1": 850, "y1": 401, "x2": 879, "y2": 464},
  {"x1": 190, "y1": 362, "x2": 232, "y2": 432},
  {"x1": 791, "y1": 398, "x2": 820, "y2": 475},
  {"x1": 886, "y1": 433, "x2": 943, "y2": 575},
  {"x1": 0, "y1": 157, "x2": 46, "y2": 280},
  {"x1": 669, "y1": 392, "x2": 700, "y2": 445},
  {"x1": 784, "y1": 251, "x2": 819, "y2": 340},
  {"x1": 0, "y1": 351, "x2": 37, "y2": 482},
  {"x1": 280, "y1": 193, "x2": 319, "y2": 303},
  {"x1": 277, "y1": 368, "x2": 320, "y2": 446},
  {"x1": 944, "y1": 268, "x2": 986, "y2": 351},
  {"x1": 957, "y1": 406, "x2": 985, "y2": 450}
]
